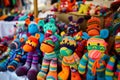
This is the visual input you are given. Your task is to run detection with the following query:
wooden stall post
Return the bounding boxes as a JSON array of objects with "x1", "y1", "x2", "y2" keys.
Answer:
[{"x1": 34, "y1": 0, "x2": 38, "y2": 18}]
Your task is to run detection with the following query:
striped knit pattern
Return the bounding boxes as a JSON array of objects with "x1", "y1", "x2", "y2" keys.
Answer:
[
  {"x1": 37, "y1": 59, "x2": 50, "y2": 78},
  {"x1": 44, "y1": 52, "x2": 57, "y2": 59},
  {"x1": 50, "y1": 58, "x2": 57, "y2": 71},
  {"x1": 105, "y1": 56, "x2": 120, "y2": 80},
  {"x1": 78, "y1": 53, "x2": 109, "y2": 74}
]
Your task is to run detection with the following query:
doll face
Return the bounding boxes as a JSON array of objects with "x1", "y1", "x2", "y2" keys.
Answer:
[
  {"x1": 87, "y1": 24, "x2": 100, "y2": 36},
  {"x1": 87, "y1": 38, "x2": 107, "y2": 59},
  {"x1": 40, "y1": 39, "x2": 54, "y2": 53},
  {"x1": 67, "y1": 21, "x2": 79, "y2": 36},
  {"x1": 60, "y1": 36, "x2": 76, "y2": 56},
  {"x1": 23, "y1": 36, "x2": 38, "y2": 52}
]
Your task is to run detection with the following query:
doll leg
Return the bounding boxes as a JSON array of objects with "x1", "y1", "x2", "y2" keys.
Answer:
[
  {"x1": 71, "y1": 68, "x2": 81, "y2": 80},
  {"x1": 16, "y1": 52, "x2": 33, "y2": 76},
  {"x1": 7, "y1": 54, "x2": 21, "y2": 71},
  {"x1": 0, "y1": 59, "x2": 9, "y2": 71},
  {"x1": 46, "y1": 58, "x2": 57, "y2": 80},
  {"x1": 58, "y1": 64, "x2": 70, "y2": 80},
  {"x1": 86, "y1": 69, "x2": 96, "y2": 80},
  {"x1": 27, "y1": 53, "x2": 39, "y2": 80},
  {"x1": 37, "y1": 58, "x2": 50, "y2": 80},
  {"x1": 97, "y1": 71, "x2": 105, "y2": 80}
]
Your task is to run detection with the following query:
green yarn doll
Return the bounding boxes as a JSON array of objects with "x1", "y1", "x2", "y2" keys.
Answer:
[
  {"x1": 78, "y1": 29, "x2": 110, "y2": 80},
  {"x1": 58, "y1": 36, "x2": 81, "y2": 80},
  {"x1": 37, "y1": 35, "x2": 59, "y2": 80}
]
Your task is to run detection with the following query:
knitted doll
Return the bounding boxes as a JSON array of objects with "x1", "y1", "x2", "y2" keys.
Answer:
[
  {"x1": 16, "y1": 34, "x2": 40, "y2": 80},
  {"x1": 67, "y1": 16, "x2": 84, "y2": 36},
  {"x1": 105, "y1": 32, "x2": 120, "y2": 80},
  {"x1": 78, "y1": 29, "x2": 110, "y2": 80},
  {"x1": 58, "y1": 36, "x2": 81, "y2": 80},
  {"x1": 7, "y1": 34, "x2": 28, "y2": 71},
  {"x1": 67, "y1": 0, "x2": 76, "y2": 12},
  {"x1": 0, "y1": 38, "x2": 24, "y2": 71},
  {"x1": 78, "y1": 3, "x2": 90, "y2": 14},
  {"x1": 59, "y1": 0, "x2": 69, "y2": 12},
  {"x1": 37, "y1": 36, "x2": 59, "y2": 80}
]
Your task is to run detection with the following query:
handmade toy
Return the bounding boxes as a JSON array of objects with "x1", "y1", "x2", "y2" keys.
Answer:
[
  {"x1": 78, "y1": 29, "x2": 110, "y2": 80},
  {"x1": 16, "y1": 34, "x2": 40, "y2": 80},
  {"x1": 59, "y1": 0, "x2": 76, "y2": 12},
  {"x1": 86, "y1": 17, "x2": 101, "y2": 36},
  {"x1": 58, "y1": 36, "x2": 81, "y2": 80},
  {"x1": 38, "y1": 19, "x2": 45, "y2": 33},
  {"x1": 78, "y1": 3, "x2": 90, "y2": 14},
  {"x1": 0, "y1": 38, "x2": 24, "y2": 71},
  {"x1": 67, "y1": 16, "x2": 84, "y2": 36},
  {"x1": 74, "y1": 31, "x2": 87, "y2": 58},
  {"x1": 105, "y1": 32, "x2": 120, "y2": 80},
  {"x1": 67, "y1": 0, "x2": 76, "y2": 12},
  {"x1": 37, "y1": 36, "x2": 59, "y2": 80}
]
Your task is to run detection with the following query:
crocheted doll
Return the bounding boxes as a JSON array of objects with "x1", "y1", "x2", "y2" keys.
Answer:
[
  {"x1": 67, "y1": 16, "x2": 84, "y2": 36},
  {"x1": 78, "y1": 29, "x2": 110, "y2": 80},
  {"x1": 7, "y1": 34, "x2": 28, "y2": 71},
  {"x1": 16, "y1": 34, "x2": 40, "y2": 80},
  {"x1": 58, "y1": 36, "x2": 81, "y2": 80},
  {"x1": 105, "y1": 32, "x2": 120, "y2": 80},
  {"x1": 37, "y1": 36, "x2": 59, "y2": 80},
  {"x1": 0, "y1": 38, "x2": 24, "y2": 71},
  {"x1": 78, "y1": 3, "x2": 90, "y2": 14},
  {"x1": 59, "y1": 0, "x2": 69, "y2": 12}
]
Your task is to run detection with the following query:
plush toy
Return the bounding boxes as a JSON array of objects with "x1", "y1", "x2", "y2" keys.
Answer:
[
  {"x1": 38, "y1": 19, "x2": 45, "y2": 33},
  {"x1": 86, "y1": 17, "x2": 101, "y2": 36},
  {"x1": 105, "y1": 32, "x2": 120, "y2": 80},
  {"x1": 16, "y1": 34, "x2": 40, "y2": 80},
  {"x1": 67, "y1": 0, "x2": 76, "y2": 12},
  {"x1": 78, "y1": 3, "x2": 90, "y2": 14},
  {"x1": 67, "y1": 16, "x2": 84, "y2": 36},
  {"x1": 78, "y1": 29, "x2": 110, "y2": 80},
  {"x1": 59, "y1": 0, "x2": 69, "y2": 12},
  {"x1": 74, "y1": 31, "x2": 87, "y2": 58},
  {"x1": 37, "y1": 36, "x2": 59, "y2": 80},
  {"x1": 0, "y1": 37, "x2": 25, "y2": 71},
  {"x1": 58, "y1": 36, "x2": 81, "y2": 80}
]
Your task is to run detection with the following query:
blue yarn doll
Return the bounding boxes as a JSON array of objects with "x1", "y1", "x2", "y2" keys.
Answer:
[{"x1": 78, "y1": 29, "x2": 110, "y2": 80}]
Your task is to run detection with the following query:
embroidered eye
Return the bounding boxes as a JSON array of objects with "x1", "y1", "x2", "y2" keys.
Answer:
[
  {"x1": 97, "y1": 43, "x2": 100, "y2": 46},
  {"x1": 88, "y1": 43, "x2": 90, "y2": 46},
  {"x1": 67, "y1": 40, "x2": 69, "y2": 43},
  {"x1": 63, "y1": 40, "x2": 65, "y2": 42}
]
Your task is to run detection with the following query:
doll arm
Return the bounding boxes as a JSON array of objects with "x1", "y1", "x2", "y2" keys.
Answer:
[
  {"x1": 105, "y1": 56, "x2": 116, "y2": 80},
  {"x1": 78, "y1": 53, "x2": 88, "y2": 74}
]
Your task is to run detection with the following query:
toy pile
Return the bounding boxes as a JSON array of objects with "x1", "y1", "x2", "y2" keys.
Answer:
[
  {"x1": 52, "y1": 0, "x2": 110, "y2": 16},
  {"x1": 0, "y1": 1, "x2": 120, "y2": 80}
]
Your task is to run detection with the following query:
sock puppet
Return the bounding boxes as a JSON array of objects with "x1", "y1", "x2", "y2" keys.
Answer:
[
  {"x1": 78, "y1": 29, "x2": 110, "y2": 80},
  {"x1": 16, "y1": 34, "x2": 40, "y2": 80},
  {"x1": 105, "y1": 32, "x2": 120, "y2": 80},
  {"x1": 58, "y1": 36, "x2": 81, "y2": 80},
  {"x1": 37, "y1": 35, "x2": 59, "y2": 80}
]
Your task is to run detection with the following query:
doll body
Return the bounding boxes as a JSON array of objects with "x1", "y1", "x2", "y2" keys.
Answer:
[{"x1": 58, "y1": 36, "x2": 81, "y2": 80}]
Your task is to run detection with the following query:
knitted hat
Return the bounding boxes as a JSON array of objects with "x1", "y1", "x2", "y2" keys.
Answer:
[
  {"x1": 87, "y1": 17, "x2": 101, "y2": 36},
  {"x1": 87, "y1": 17, "x2": 101, "y2": 26}
]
